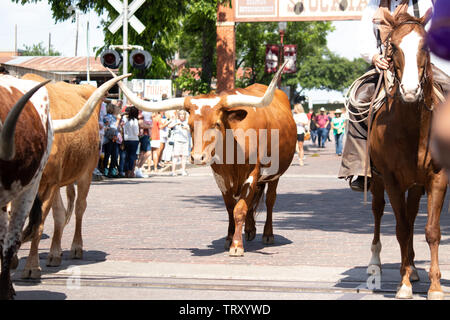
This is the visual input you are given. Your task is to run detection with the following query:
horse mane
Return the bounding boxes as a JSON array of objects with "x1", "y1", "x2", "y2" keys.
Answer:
[{"x1": 394, "y1": 13, "x2": 422, "y2": 27}]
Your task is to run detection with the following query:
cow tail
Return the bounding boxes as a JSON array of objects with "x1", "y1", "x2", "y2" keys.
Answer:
[
  {"x1": 251, "y1": 184, "x2": 266, "y2": 218},
  {"x1": 64, "y1": 184, "x2": 76, "y2": 226},
  {"x1": 21, "y1": 195, "x2": 43, "y2": 243}
]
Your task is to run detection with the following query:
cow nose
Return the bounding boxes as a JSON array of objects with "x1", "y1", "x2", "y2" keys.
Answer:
[{"x1": 190, "y1": 153, "x2": 206, "y2": 164}]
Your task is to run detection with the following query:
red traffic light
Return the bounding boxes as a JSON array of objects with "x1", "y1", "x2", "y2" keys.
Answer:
[
  {"x1": 100, "y1": 49, "x2": 122, "y2": 69},
  {"x1": 129, "y1": 50, "x2": 152, "y2": 70}
]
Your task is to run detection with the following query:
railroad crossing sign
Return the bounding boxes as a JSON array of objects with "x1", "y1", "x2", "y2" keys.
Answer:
[{"x1": 108, "y1": 0, "x2": 146, "y2": 35}]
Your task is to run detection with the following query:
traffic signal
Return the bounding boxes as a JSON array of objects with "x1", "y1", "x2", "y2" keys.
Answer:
[
  {"x1": 129, "y1": 49, "x2": 152, "y2": 70},
  {"x1": 100, "y1": 49, "x2": 122, "y2": 69}
]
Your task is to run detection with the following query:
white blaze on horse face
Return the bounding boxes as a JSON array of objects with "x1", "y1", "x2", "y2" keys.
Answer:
[
  {"x1": 191, "y1": 97, "x2": 221, "y2": 115},
  {"x1": 399, "y1": 31, "x2": 423, "y2": 102}
]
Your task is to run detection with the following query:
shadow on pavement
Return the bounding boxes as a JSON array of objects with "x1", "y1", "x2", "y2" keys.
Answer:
[
  {"x1": 180, "y1": 189, "x2": 450, "y2": 237},
  {"x1": 14, "y1": 289, "x2": 67, "y2": 300}
]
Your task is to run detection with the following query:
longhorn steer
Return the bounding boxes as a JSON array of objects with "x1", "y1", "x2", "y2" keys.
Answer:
[
  {"x1": 18, "y1": 74, "x2": 113, "y2": 279},
  {"x1": 111, "y1": 64, "x2": 297, "y2": 256},
  {"x1": 0, "y1": 74, "x2": 129, "y2": 299}
]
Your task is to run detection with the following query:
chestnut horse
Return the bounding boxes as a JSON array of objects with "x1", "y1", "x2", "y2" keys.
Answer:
[{"x1": 367, "y1": 9, "x2": 447, "y2": 299}]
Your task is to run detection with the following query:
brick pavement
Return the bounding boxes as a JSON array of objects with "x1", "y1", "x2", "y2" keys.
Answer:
[{"x1": 15, "y1": 135, "x2": 450, "y2": 290}]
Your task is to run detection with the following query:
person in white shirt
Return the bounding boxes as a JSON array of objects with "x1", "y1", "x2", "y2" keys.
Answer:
[
  {"x1": 339, "y1": 0, "x2": 449, "y2": 192},
  {"x1": 292, "y1": 104, "x2": 309, "y2": 166},
  {"x1": 123, "y1": 106, "x2": 140, "y2": 178}
]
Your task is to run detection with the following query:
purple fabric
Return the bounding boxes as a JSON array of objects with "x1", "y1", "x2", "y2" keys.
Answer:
[{"x1": 428, "y1": 0, "x2": 450, "y2": 60}]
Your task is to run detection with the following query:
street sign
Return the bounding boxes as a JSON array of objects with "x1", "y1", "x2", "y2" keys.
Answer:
[{"x1": 108, "y1": 0, "x2": 146, "y2": 34}]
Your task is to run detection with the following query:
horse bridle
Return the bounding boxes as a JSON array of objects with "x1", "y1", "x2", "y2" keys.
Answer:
[{"x1": 383, "y1": 20, "x2": 431, "y2": 105}]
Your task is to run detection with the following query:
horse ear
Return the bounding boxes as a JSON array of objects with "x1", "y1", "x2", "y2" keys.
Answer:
[
  {"x1": 420, "y1": 8, "x2": 433, "y2": 26},
  {"x1": 382, "y1": 8, "x2": 396, "y2": 27}
]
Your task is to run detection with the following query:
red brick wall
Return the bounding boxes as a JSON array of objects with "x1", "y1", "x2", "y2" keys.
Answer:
[{"x1": 216, "y1": 4, "x2": 235, "y2": 93}]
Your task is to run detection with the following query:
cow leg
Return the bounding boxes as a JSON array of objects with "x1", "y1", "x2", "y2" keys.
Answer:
[
  {"x1": 222, "y1": 193, "x2": 236, "y2": 250},
  {"x1": 368, "y1": 174, "x2": 384, "y2": 274},
  {"x1": 46, "y1": 188, "x2": 65, "y2": 266},
  {"x1": 229, "y1": 170, "x2": 259, "y2": 257},
  {"x1": 245, "y1": 185, "x2": 264, "y2": 242},
  {"x1": 263, "y1": 179, "x2": 279, "y2": 244},
  {"x1": 405, "y1": 185, "x2": 423, "y2": 282},
  {"x1": 0, "y1": 205, "x2": 9, "y2": 298},
  {"x1": 425, "y1": 173, "x2": 447, "y2": 300},
  {"x1": 22, "y1": 184, "x2": 57, "y2": 279},
  {"x1": 384, "y1": 182, "x2": 414, "y2": 299},
  {"x1": 2, "y1": 186, "x2": 40, "y2": 299},
  {"x1": 70, "y1": 171, "x2": 92, "y2": 259}
]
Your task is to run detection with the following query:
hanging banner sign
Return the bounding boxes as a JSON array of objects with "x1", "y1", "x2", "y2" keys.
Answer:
[
  {"x1": 283, "y1": 44, "x2": 297, "y2": 74},
  {"x1": 234, "y1": 0, "x2": 368, "y2": 22},
  {"x1": 265, "y1": 45, "x2": 279, "y2": 74}
]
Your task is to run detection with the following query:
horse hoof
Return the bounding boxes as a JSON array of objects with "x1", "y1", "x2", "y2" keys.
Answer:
[
  {"x1": 229, "y1": 246, "x2": 244, "y2": 257},
  {"x1": 396, "y1": 284, "x2": 413, "y2": 299},
  {"x1": 410, "y1": 268, "x2": 420, "y2": 282},
  {"x1": 245, "y1": 230, "x2": 256, "y2": 241},
  {"x1": 70, "y1": 248, "x2": 83, "y2": 260},
  {"x1": 21, "y1": 268, "x2": 41, "y2": 280},
  {"x1": 10, "y1": 255, "x2": 19, "y2": 270},
  {"x1": 262, "y1": 235, "x2": 274, "y2": 244},
  {"x1": 428, "y1": 291, "x2": 445, "y2": 300},
  {"x1": 46, "y1": 254, "x2": 62, "y2": 267}
]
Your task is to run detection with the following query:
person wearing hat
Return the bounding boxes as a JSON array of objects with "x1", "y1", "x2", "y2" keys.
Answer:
[
  {"x1": 314, "y1": 107, "x2": 329, "y2": 148},
  {"x1": 331, "y1": 109, "x2": 346, "y2": 156}
]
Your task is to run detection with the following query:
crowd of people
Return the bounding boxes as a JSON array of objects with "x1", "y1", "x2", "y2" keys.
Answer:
[
  {"x1": 292, "y1": 103, "x2": 347, "y2": 166},
  {"x1": 94, "y1": 97, "x2": 192, "y2": 179}
]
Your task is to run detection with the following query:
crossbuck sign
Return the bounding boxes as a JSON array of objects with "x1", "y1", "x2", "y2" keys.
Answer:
[{"x1": 108, "y1": 0, "x2": 146, "y2": 35}]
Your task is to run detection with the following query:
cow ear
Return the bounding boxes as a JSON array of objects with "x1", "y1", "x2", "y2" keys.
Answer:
[{"x1": 224, "y1": 109, "x2": 248, "y2": 123}]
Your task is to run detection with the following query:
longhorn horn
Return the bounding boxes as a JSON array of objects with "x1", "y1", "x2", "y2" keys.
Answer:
[
  {"x1": 225, "y1": 60, "x2": 289, "y2": 108},
  {"x1": 0, "y1": 79, "x2": 51, "y2": 161},
  {"x1": 107, "y1": 68, "x2": 186, "y2": 112},
  {"x1": 52, "y1": 74, "x2": 131, "y2": 133}
]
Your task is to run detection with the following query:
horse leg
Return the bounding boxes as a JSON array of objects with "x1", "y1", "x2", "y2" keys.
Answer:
[
  {"x1": 368, "y1": 174, "x2": 384, "y2": 273},
  {"x1": 263, "y1": 179, "x2": 279, "y2": 244},
  {"x1": 70, "y1": 172, "x2": 92, "y2": 260},
  {"x1": 229, "y1": 170, "x2": 259, "y2": 257},
  {"x1": 425, "y1": 173, "x2": 447, "y2": 300},
  {"x1": 22, "y1": 184, "x2": 57, "y2": 279},
  {"x1": 46, "y1": 188, "x2": 66, "y2": 266},
  {"x1": 405, "y1": 185, "x2": 423, "y2": 282},
  {"x1": 384, "y1": 183, "x2": 414, "y2": 299}
]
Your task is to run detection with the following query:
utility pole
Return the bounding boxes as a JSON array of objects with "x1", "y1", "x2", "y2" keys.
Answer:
[
  {"x1": 75, "y1": 11, "x2": 79, "y2": 56},
  {"x1": 48, "y1": 32, "x2": 51, "y2": 55},
  {"x1": 14, "y1": 24, "x2": 17, "y2": 55},
  {"x1": 122, "y1": 0, "x2": 129, "y2": 102},
  {"x1": 86, "y1": 20, "x2": 90, "y2": 82}
]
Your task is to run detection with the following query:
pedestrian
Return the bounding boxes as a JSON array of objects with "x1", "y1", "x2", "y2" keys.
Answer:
[
  {"x1": 135, "y1": 110, "x2": 153, "y2": 178},
  {"x1": 123, "y1": 106, "x2": 140, "y2": 178},
  {"x1": 161, "y1": 111, "x2": 177, "y2": 164},
  {"x1": 315, "y1": 107, "x2": 330, "y2": 148},
  {"x1": 170, "y1": 110, "x2": 191, "y2": 176},
  {"x1": 102, "y1": 103, "x2": 119, "y2": 177},
  {"x1": 151, "y1": 112, "x2": 163, "y2": 172},
  {"x1": 293, "y1": 104, "x2": 308, "y2": 166},
  {"x1": 309, "y1": 111, "x2": 318, "y2": 146},
  {"x1": 331, "y1": 108, "x2": 346, "y2": 156}
]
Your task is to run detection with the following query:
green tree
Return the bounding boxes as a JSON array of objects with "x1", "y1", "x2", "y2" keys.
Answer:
[
  {"x1": 12, "y1": 0, "x2": 188, "y2": 79},
  {"x1": 21, "y1": 42, "x2": 61, "y2": 56}
]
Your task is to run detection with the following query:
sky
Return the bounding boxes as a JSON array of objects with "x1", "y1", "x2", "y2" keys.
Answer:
[{"x1": 1, "y1": 1, "x2": 449, "y2": 102}]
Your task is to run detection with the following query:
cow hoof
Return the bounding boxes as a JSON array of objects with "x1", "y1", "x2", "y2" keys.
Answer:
[
  {"x1": 224, "y1": 239, "x2": 232, "y2": 250},
  {"x1": 262, "y1": 235, "x2": 274, "y2": 244},
  {"x1": 46, "y1": 254, "x2": 62, "y2": 267},
  {"x1": 229, "y1": 247, "x2": 244, "y2": 257},
  {"x1": 410, "y1": 268, "x2": 420, "y2": 282},
  {"x1": 10, "y1": 255, "x2": 19, "y2": 270},
  {"x1": 245, "y1": 230, "x2": 256, "y2": 241},
  {"x1": 395, "y1": 284, "x2": 413, "y2": 299},
  {"x1": 428, "y1": 290, "x2": 445, "y2": 300},
  {"x1": 21, "y1": 268, "x2": 41, "y2": 279},
  {"x1": 70, "y1": 248, "x2": 83, "y2": 260}
]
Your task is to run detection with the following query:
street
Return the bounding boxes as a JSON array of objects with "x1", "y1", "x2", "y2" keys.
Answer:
[{"x1": 12, "y1": 139, "x2": 450, "y2": 300}]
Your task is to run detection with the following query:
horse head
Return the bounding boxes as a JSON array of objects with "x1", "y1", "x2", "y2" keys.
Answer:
[{"x1": 378, "y1": 8, "x2": 433, "y2": 103}]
